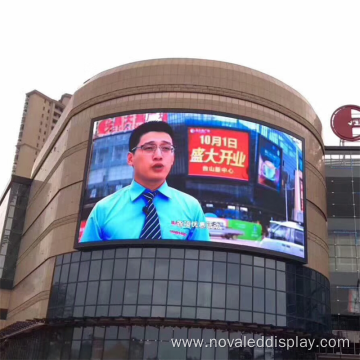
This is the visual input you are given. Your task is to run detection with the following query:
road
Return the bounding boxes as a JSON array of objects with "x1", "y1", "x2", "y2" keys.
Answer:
[{"x1": 210, "y1": 237, "x2": 262, "y2": 247}]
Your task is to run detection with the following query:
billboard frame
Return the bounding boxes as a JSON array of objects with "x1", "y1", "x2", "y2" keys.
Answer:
[{"x1": 74, "y1": 109, "x2": 308, "y2": 264}]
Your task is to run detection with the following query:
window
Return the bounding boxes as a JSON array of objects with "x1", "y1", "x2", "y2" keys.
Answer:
[
  {"x1": 294, "y1": 230, "x2": 304, "y2": 245},
  {"x1": 44, "y1": 131, "x2": 46, "y2": 135},
  {"x1": 38, "y1": 136, "x2": 40, "y2": 140},
  {"x1": 42, "y1": 114, "x2": 44, "y2": 118},
  {"x1": 40, "y1": 121, "x2": 42, "y2": 125},
  {"x1": 37, "y1": 143, "x2": 39, "y2": 147},
  {"x1": 39, "y1": 129, "x2": 41, "y2": 133},
  {"x1": 88, "y1": 169, "x2": 107, "y2": 185},
  {"x1": 47, "y1": 109, "x2": 50, "y2": 113},
  {"x1": 47, "y1": 247, "x2": 331, "y2": 335},
  {"x1": 43, "y1": 138, "x2": 45, "y2": 142},
  {"x1": 97, "y1": 148, "x2": 109, "y2": 164},
  {"x1": 43, "y1": 107, "x2": 45, "y2": 110},
  {"x1": 51, "y1": 126, "x2": 54, "y2": 130},
  {"x1": 53, "y1": 119, "x2": 57, "y2": 124},
  {"x1": 112, "y1": 146, "x2": 123, "y2": 161},
  {"x1": 337, "y1": 245, "x2": 357, "y2": 258}
]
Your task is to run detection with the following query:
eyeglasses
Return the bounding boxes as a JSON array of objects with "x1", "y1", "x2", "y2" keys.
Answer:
[{"x1": 131, "y1": 144, "x2": 175, "y2": 155}]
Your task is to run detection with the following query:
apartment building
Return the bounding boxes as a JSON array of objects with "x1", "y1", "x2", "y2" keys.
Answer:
[{"x1": 12, "y1": 90, "x2": 71, "y2": 177}]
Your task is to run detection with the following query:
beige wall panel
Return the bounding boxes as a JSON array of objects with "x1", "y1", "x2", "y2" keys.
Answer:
[
  {"x1": 306, "y1": 201, "x2": 329, "y2": 278},
  {"x1": 6, "y1": 300, "x2": 49, "y2": 327},
  {"x1": 24, "y1": 148, "x2": 87, "y2": 232},
  {"x1": 0, "y1": 289, "x2": 11, "y2": 309},
  {"x1": 305, "y1": 166, "x2": 327, "y2": 216},
  {"x1": 8, "y1": 258, "x2": 55, "y2": 318},
  {"x1": 307, "y1": 234, "x2": 329, "y2": 278},
  {"x1": 306, "y1": 202, "x2": 328, "y2": 245},
  {"x1": 15, "y1": 223, "x2": 77, "y2": 285},
  {"x1": 29, "y1": 121, "x2": 72, "y2": 201},
  {"x1": 18, "y1": 183, "x2": 82, "y2": 262},
  {"x1": 65, "y1": 112, "x2": 92, "y2": 150},
  {"x1": 29, "y1": 111, "x2": 89, "y2": 205},
  {"x1": 71, "y1": 60, "x2": 322, "y2": 135}
]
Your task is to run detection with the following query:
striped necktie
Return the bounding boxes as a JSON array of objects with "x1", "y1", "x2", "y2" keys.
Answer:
[{"x1": 140, "y1": 191, "x2": 162, "y2": 239}]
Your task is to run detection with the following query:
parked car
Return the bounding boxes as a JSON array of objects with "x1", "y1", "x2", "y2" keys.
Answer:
[
  {"x1": 206, "y1": 217, "x2": 244, "y2": 239},
  {"x1": 260, "y1": 221, "x2": 304, "y2": 257}
]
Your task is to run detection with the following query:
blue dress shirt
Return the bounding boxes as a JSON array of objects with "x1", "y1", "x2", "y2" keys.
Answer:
[{"x1": 80, "y1": 180, "x2": 210, "y2": 242}]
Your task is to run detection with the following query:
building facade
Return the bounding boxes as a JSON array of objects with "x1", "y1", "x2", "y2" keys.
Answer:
[
  {"x1": 326, "y1": 146, "x2": 360, "y2": 355},
  {"x1": 0, "y1": 176, "x2": 31, "y2": 329},
  {"x1": 0, "y1": 59, "x2": 333, "y2": 359},
  {"x1": 12, "y1": 90, "x2": 71, "y2": 178}
]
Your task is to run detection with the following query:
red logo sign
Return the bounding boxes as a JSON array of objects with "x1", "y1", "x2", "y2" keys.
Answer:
[
  {"x1": 331, "y1": 105, "x2": 360, "y2": 141},
  {"x1": 188, "y1": 128, "x2": 249, "y2": 181}
]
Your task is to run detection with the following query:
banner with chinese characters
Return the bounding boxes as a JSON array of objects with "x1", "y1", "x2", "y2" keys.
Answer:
[
  {"x1": 95, "y1": 113, "x2": 168, "y2": 137},
  {"x1": 188, "y1": 128, "x2": 249, "y2": 181}
]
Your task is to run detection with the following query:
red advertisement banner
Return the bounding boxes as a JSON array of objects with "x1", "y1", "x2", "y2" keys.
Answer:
[
  {"x1": 95, "y1": 113, "x2": 168, "y2": 138},
  {"x1": 188, "y1": 128, "x2": 249, "y2": 181}
]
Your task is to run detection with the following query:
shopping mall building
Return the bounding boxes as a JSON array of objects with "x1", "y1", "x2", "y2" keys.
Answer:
[{"x1": 0, "y1": 59, "x2": 358, "y2": 359}]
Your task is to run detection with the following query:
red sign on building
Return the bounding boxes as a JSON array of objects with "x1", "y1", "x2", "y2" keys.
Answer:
[
  {"x1": 95, "y1": 113, "x2": 168, "y2": 138},
  {"x1": 331, "y1": 105, "x2": 360, "y2": 142},
  {"x1": 188, "y1": 128, "x2": 249, "y2": 181}
]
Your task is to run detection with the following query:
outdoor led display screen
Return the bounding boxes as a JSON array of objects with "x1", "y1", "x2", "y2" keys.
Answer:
[{"x1": 75, "y1": 112, "x2": 307, "y2": 262}]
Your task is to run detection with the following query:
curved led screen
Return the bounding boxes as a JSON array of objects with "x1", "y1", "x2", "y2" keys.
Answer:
[{"x1": 75, "y1": 112, "x2": 307, "y2": 262}]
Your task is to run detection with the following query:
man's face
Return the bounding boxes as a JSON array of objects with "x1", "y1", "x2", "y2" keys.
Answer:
[{"x1": 128, "y1": 131, "x2": 175, "y2": 184}]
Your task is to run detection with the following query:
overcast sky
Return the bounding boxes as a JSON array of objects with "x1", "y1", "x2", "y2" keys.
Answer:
[{"x1": 0, "y1": 0, "x2": 359, "y2": 193}]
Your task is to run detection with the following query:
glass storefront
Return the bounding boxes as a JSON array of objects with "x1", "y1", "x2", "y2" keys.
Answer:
[
  {"x1": 48, "y1": 248, "x2": 330, "y2": 333},
  {"x1": 326, "y1": 147, "x2": 360, "y2": 355},
  {"x1": 1, "y1": 324, "x2": 326, "y2": 360},
  {"x1": 0, "y1": 247, "x2": 331, "y2": 360}
]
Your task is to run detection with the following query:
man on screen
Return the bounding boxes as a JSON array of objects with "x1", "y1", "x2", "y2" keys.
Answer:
[{"x1": 81, "y1": 121, "x2": 210, "y2": 242}]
